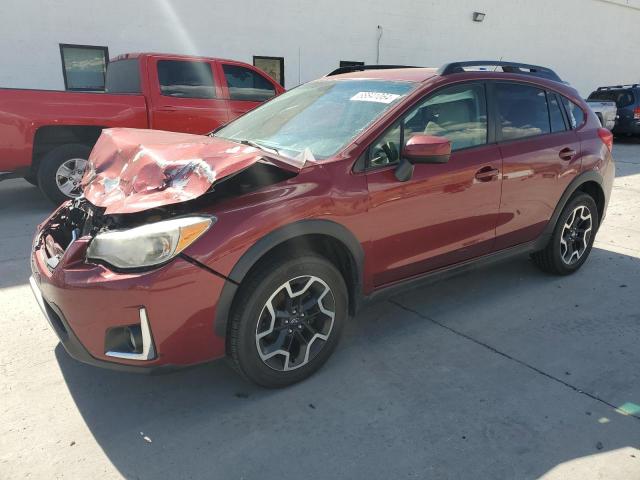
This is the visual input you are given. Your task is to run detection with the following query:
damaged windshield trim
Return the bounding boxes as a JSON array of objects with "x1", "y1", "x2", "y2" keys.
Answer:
[{"x1": 239, "y1": 139, "x2": 281, "y2": 156}]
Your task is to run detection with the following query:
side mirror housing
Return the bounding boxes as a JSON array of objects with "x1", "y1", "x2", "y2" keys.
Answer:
[{"x1": 403, "y1": 135, "x2": 451, "y2": 164}]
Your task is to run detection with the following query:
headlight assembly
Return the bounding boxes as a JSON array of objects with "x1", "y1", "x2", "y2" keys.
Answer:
[{"x1": 86, "y1": 216, "x2": 214, "y2": 269}]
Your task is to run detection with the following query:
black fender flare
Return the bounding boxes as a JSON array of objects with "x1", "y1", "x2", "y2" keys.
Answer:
[
  {"x1": 213, "y1": 219, "x2": 365, "y2": 338},
  {"x1": 534, "y1": 170, "x2": 605, "y2": 250}
]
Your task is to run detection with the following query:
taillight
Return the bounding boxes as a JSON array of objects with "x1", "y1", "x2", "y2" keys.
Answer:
[
  {"x1": 598, "y1": 128, "x2": 613, "y2": 152},
  {"x1": 634, "y1": 106, "x2": 640, "y2": 120}
]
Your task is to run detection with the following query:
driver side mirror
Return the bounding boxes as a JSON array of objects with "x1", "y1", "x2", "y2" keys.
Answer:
[
  {"x1": 404, "y1": 135, "x2": 451, "y2": 164},
  {"x1": 394, "y1": 135, "x2": 451, "y2": 182}
]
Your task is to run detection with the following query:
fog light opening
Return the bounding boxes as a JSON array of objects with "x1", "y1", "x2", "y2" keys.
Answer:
[
  {"x1": 125, "y1": 325, "x2": 143, "y2": 354},
  {"x1": 105, "y1": 308, "x2": 156, "y2": 361}
]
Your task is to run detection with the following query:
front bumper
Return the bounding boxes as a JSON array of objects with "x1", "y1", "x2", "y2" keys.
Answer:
[{"x1": 30, "y1": 217, "x2": 229, "y2": 372}]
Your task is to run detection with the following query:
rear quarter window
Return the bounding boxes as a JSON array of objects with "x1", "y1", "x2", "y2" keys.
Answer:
[{"x1": 561, "y1": 97, "x2": 586, "y2": 129}]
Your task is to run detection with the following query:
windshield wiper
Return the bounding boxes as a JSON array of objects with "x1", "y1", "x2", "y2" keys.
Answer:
[{"x1": 239, "y1": 139, "x2": 280, "y2": 156}]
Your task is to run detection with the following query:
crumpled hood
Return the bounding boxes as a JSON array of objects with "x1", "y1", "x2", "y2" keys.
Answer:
[{"x1": 82, "y1": 128, "x2": 302, "y2": 214}]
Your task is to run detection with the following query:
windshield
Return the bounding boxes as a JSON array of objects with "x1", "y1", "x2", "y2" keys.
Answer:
[
  {"x1": 215, "y1": 79, "x2": 416, "y2": 160},
  {"x1": 588, "y1": 89, "x2": 634, "y2": 108}
]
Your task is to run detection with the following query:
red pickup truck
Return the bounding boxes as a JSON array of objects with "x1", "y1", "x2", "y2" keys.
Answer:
[{"x1": 0, "y1": 52, "x2": 284, "y2": 203}]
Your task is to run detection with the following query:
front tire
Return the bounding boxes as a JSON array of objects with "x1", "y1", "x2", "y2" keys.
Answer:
[
  {"x1": 229, "y1": 254, "x2": 348, "y2": 388},
  {"x1": 532, "y1": 193, "x2": 599, "y2": 275},
  {"x1": 37, "y1": 144, "x2": 91, "y2": 205}
]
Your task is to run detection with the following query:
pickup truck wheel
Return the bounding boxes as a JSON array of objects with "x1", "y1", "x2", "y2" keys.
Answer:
[
  {"x1": 229, "y1": 254, "x2": 348, "y2": 388},
  {"x1": 37, "y1": 144, "x2": 91, "y2": 204}
]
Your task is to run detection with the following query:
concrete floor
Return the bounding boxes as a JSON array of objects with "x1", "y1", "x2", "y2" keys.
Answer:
[{"x1": 1, "y1": 140, "x2": 639, "y2": 480}]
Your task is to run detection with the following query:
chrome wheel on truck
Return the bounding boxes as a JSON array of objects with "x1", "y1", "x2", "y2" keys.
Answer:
[
  {"x1": 55, "y1": 158, "x2": 87, "y2": 198},
  {"x1": 37, "y1": 143, "x2": 91, "y2": 205}
]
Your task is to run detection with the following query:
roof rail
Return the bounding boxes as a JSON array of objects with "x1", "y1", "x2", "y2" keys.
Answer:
[
  {"x1": 438, "y1": 61, "x2": 562, "y2": 82},
  {"x1": 597, "y1": 84, "x2": 640, "y2": 90},
  {"x1": 326, "y1": 64, "x2": 418, "y2": 76}
]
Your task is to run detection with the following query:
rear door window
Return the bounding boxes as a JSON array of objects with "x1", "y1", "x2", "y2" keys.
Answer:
[
  {"x1": 548, "y1": 93, "x2": 567, "y2": 133},
  {"x1": 495, "y1": 83, "x2": 551, "y2": 141},
  {"x1": 157, "y1": 60, "x2": 216, "y2": 98},
  {"x1": 222, "y1": 64, "x2": 276, "y2": 101}
]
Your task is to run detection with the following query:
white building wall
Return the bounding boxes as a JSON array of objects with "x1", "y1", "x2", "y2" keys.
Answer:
[{"x1": 1, "y1": 0, "x2": 638, "y2": 96}]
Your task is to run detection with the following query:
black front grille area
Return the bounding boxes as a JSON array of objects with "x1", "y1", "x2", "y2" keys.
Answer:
[
  {"x1": 37, "y1": 200, "x2": 104, "y2": 270},
  {"x1": 42, "y1": 300, "x2": 69, "y2": 339}
]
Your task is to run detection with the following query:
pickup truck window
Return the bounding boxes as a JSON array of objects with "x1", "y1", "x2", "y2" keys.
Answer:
[
  {"x1": 157, "y1": 60, "x2": 216, "y2": 99},
  {"x1": 222, "y1": 64, "x2": 276, "y2": 102},
  {"x1": 105, "y1": 59, "x2": 141, "y2": 94},
  {"x1": 588, "y1": 89, "x2": 634, "y2": 108}
]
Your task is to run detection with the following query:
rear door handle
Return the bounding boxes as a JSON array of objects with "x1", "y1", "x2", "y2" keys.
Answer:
[
  {"x1": 157, "y1": 106, "x2": 179, "y2": 112},
  {"x1": 475, "y1": 166, "x2": 500, "y2": 182},
  {"x1": 559, "y1": 147, "x2": 576, "y2": 161}
]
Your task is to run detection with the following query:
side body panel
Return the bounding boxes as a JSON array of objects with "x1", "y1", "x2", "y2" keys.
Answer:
[
  {"x1": 494, "y1": 130, "x2": 581, "y2": 249},
  {"x1": 364, "y1": 144, "x2": 502, "y2": 286},
  {"x1": 0, "y1": 89, "x2": 148, "y2": 172}
]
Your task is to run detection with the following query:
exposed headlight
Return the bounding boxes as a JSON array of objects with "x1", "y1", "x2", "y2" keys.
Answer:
[{"x1": 87, "y1": 216, "x2": 214, "y2": 269}]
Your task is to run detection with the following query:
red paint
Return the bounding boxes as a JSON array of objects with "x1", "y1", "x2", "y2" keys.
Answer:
[
  {"x1": 597, "y1": 128, "x2": 614, "y2": 151},
  {"x1": 404, "y1": 134, "x2": 452, "y2": 159},
  {"x1": 0, "y1": 53, "x2": 284, "y2": 176},
  {"x1": 31, "y1": 67, "x2": 615, "y2": 370},
  {"x1": 32, "y1": 236, "x2": 226, "y2": 365},
  {"x1": 82, "y1": 128, "x2": 302, "y2": 214}
]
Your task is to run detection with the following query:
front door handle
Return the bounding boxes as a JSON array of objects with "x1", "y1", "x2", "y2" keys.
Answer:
[
  {"x1": 559, "y1": 147, "x2": 576, "y2": 161},
  {"x1": 475, "y1": 166, "x2": 500, "y2": 182}
]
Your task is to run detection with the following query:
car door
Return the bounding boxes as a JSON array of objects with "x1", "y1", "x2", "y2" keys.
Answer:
[
  {"x1": 148, "y1": 57, "x2": 229, "y2": 134},
  {"x1": 365, "y1": 82, "x2": 503, "y2": 287},
  {"x1": 491, "y1": 82, "x2": 582, "y2": 250},
  {"x1": 218, "y1": 62, "x2": 279, "y2": 121}
]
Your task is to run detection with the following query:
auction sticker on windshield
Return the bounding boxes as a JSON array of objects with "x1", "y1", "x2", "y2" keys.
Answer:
[{"x1": 350, "y1": 92, "x2": 402, "y2": 104}]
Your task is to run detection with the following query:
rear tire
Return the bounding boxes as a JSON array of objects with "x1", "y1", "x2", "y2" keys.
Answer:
[
  {"x1": 37, "y1": 144, "x2": 91, "y2": 205},
  {"x1": 532, "y1": 193, "x2": 599, "y2": 275},
  {"x1": 229, "y1": 254, "x2": 348, "y2": 388}
]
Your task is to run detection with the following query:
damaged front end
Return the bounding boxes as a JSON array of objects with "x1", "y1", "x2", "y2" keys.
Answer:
[
  {"x1": 82, "y1": 128, "x2": 303, "y2": 215},
  {"x1": 38, "y1": 128, "x2": 301, "y2": 272}
]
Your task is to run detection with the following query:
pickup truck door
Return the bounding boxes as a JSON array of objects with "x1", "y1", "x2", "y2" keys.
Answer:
[
  {"x1": 217, "y1": 61, "x2": 280, "y2": 121},
  {"x1": 147, "y1": 57, "x2": 230, "y2": 135}
]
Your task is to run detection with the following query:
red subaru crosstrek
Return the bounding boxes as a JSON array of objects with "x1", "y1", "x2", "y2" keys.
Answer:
[{"x1": 30, "y1": 61, "x2": 615, "y2": 387}]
